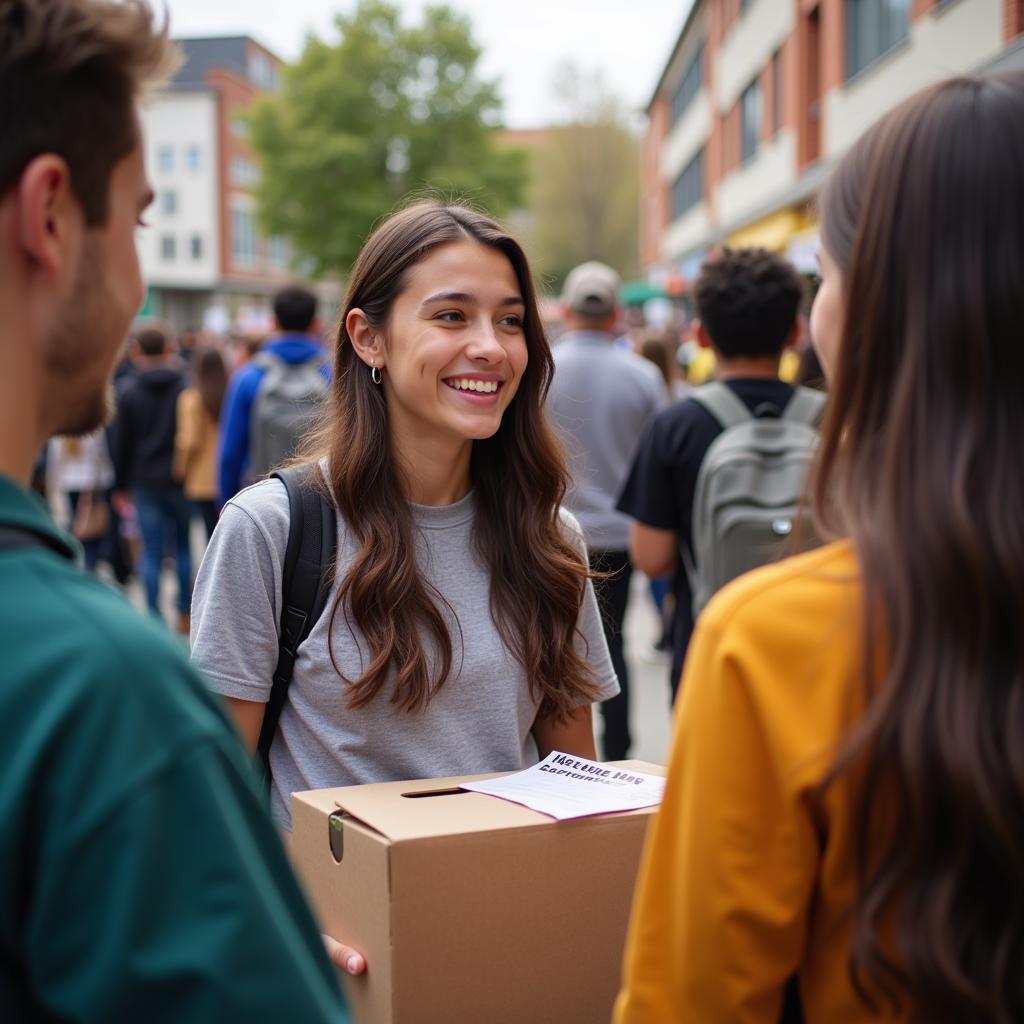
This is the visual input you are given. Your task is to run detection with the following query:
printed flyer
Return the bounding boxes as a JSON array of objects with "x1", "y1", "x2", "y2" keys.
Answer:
[{"x1": 460, "y1": 751, "x2": 665, "y2": 820}]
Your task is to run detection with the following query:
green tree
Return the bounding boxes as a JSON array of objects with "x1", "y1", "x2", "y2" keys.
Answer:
[
  {"x1": 527, "y1": 63, "x2": 640, "y2": 287},
  {"x1": 247, "y1": 0, "x2": 527, "y2": 277}
]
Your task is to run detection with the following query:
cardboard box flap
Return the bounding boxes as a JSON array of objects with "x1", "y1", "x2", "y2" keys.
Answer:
[
  {"x1": 291, "y1": 761, "x2": 664, "y2": 844},
  {"x1": 292, "y1": 771, "x2": 548, "y2": 843}
]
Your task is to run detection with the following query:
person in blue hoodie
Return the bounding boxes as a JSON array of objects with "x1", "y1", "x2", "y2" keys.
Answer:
[{"x1": 218, "y1": 285, "x2": 330, "y2": 504}]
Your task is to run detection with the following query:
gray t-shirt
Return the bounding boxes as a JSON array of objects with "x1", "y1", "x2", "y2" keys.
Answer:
[{"x1": 191, "y1": 478, "x2": 619, "y2": 829}]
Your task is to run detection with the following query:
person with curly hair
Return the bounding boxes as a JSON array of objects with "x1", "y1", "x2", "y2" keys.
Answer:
[{"x1": 618, "y1": 246, "x2": 805, "y2": 695}]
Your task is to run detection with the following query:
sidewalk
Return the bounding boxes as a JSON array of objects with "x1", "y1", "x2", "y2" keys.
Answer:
[{"x1": 614, "y1": 571, "x2": 674, "y2": 767}]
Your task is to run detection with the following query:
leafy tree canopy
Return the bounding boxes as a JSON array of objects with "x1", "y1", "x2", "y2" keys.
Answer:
[
  {"x1": 247, "y1": 0, "x2": 527, "y2": 277},
  {"x1": 527, "y1": 63, "x2": 640, "y2": 288}
]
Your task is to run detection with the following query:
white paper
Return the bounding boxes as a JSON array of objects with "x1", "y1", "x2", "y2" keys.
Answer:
[{"x1": 460, "y1": 751, "x2": 665, "y2": 820}]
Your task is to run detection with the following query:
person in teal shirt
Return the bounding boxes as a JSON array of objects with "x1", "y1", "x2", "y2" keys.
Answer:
[{"x1": 0, "y1": 2, "x2": 348, "y2": 1020}]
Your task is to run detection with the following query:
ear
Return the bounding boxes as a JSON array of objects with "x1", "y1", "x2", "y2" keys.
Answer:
[
  {"x1": 346, "y1": 308, "x2": 385, "y2": 369},
  {"x1": 693, "y1": 319, "x2": 712, "y2": 350},
  {"x1": 15, "y1": 155, "x2": 81, "y2": 279}
]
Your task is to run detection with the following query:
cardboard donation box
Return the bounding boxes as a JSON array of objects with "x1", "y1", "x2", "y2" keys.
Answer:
[{"x1": 290, "y1": 760, "x2": 664, "y2": 1024}]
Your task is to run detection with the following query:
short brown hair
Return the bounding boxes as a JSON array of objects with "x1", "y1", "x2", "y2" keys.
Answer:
[
  {"x1": 134, "y1": 325, "x2": 168, "y2": 356},
  {"x1": 0, "y1": 0, "x2": 177, "y2": 224}
]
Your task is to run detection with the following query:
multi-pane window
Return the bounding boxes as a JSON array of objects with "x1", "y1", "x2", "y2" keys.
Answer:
[
  {"x1": 158, "y1": 190, "x2": 177, "y2": 216},
  {"x1": 740, "y1": 77, "x2": 763, "y2": 163},
  {"x1": 846, "y1": 0, "x2": 910, "y2": 79},
  {"x1": 771, "y1": 50, "x2": 783, "y2": 136},
  {"x1": 231, "y1": 207, "x2": 257, "y2": 266},
  {"x1": 671, "y1": 148, "x2": 704, "y2": 220},
  {"x1": 670, "y1": 44, "x2": 704, "y2": 126},
  {"x1": 160, "y1": 235, "x2": 176, "y2": 261},
  {"x1": 186, "y1": 145, "x2": 202, "y2": 172},
  {"x1": 156, "y1": 145, "x2": 173, "y2": 173},
  {"x1": 230, "y1": 158, "x2": 260, "y2": 187},
  {"x1": 267, "y1": 235, "x2": 290, "y2": 270},
  {"x1": 248, "y1": 52, "x2": 278, "y2": 92},
  {"x1": 190, "y1": 235, "x2": 203, "y2": 260}
]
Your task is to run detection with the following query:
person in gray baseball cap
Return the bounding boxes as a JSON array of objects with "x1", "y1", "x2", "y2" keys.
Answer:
[
  {"x1": 546, "y1": 261, "x2": 666, "y2": 760},
  {"x1": 562, "y1": 261, "x2": 623, "y2": 318}
]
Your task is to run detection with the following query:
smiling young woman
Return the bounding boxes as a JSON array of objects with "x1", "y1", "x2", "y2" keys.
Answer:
[{"x1": 191, "y1": 201, "x2": 617, "y2": 830}]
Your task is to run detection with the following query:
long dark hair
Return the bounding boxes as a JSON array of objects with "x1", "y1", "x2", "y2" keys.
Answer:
[
  {"x1": 306, "y1": 201, "x2": 602, "y2": 718},
  {"x1": 812, "y1": 74, "x2": 1024, "y2": 1022},
  {"x1": 193, "y1": 346, "x2": 227, "y2": 421}
]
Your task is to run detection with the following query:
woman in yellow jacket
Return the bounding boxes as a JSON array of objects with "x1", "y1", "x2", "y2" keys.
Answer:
[
  {"x1": 173, "y1": 347, "x2": 227, "y2": 541},
  {"x1": 616, "y1": 74, "x2": 1024, "y2": 1023}
]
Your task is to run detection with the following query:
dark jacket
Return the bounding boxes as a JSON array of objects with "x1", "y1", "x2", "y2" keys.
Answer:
[{"x1": 112, "y1": 364, "x2": 186, "y2": 490}]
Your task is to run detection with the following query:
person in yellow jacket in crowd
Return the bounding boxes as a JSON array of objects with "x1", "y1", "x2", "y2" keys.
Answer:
[
  {"x1": 615, "y1": 72, "x2": 1024, "y2": 1024},
  {"x1": 174, "y1": 346, "x2": 227, "y2": 541}
]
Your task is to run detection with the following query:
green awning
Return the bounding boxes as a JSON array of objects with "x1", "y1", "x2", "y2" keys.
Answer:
[{"x1": 620, "y1": 280, "x2": 668, "y2": 305}]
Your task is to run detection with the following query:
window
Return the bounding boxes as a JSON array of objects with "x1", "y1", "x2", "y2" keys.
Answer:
[
  {"x1": 740, "y1": 77, "x2": 763, "y2": 163},
  {"x1": 670, "y1": 44, "x2": 704, "y2": 126},
  {"x1": 156, "y1": 145, "x2": 173, "y2": 173},
  {"x1": 671, "y1": 148, "x2": 704, "y2": 220},
  {"x1": 231, "y1": 207, "x2": 257, "y2": 266},
  {"x1": 158, "y1": 190, "x2": 177, "y2": 216},
  {"x1": 160, "y1": 235, "x2": 176, "y2": 260},
  {"x1": 230, "y1": 158, "x2": 260, "y2": 187},
  {"x1": 267, "y1": 235, "x2": 290, "y2": 270},
  {"x1": 771, "y1": 50, "x2": 783, "y2": 135},
  {"x1": 190, "y1": 235, "x2": 203, "y2": 260},
  {"x1": 186, "y1": 145, "x2": 202, "y2": 172},
  {"x1": 248, "y1": 51, "x2": 278, "y2": 92},
  {"x1": 846, "y1": 0, "x2": 910, "y2": 79}
]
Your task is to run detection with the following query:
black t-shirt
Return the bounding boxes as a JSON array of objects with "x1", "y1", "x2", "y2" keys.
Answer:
[{"x1": 617, "y1": 377, "x2": 796, "y2": 685}]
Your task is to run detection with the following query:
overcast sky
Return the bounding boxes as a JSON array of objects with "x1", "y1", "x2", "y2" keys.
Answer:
[{"x1": 162, "y1": 0, "x2": 694, "y2": 128}]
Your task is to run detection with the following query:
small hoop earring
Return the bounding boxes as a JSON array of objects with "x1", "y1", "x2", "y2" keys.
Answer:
[{"x1": 371, "y1": 365, "x2": 383, "y2": 385}]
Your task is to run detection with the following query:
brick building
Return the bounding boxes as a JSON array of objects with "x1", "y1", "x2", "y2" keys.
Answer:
[
  {"x1": 137, "y1": 37, "x2": 313, "y2": 332},
  {"x1": 643, "y1": 0, "x2": 1024, "y2": 285}
]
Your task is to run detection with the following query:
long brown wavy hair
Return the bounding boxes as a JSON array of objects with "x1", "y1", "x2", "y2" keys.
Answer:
[
  {"x1": 306, "y1": 201, "x2": 602, "y2": 720},
  {"x1": 812, "y1": 74, "x2": 1024, "y2": 1021},
  {"x1": 192, "y1": 347, "x2": 227, "y2": 421}
]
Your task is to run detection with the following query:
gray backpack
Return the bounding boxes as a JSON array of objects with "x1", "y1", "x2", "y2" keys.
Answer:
[
  {"x1": 249, "y1": 351, "x2": 329, "y2": 478},
  {"x1": 685, "y1": 381, "x2": 826, "y2": 617}
]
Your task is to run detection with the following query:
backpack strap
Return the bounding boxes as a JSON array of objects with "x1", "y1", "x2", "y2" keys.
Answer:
[
  {"x1": 782, "y1": 386, "x2": 827, "y2": 426},
  {"x1": 681, "y1": 383, "x2": 753, "y2": 594},
  {"x1": 0, "y1": 523, "x2": 73, "y2": 559},
  {"x1": 690, "y1": 381, "x2": 754, "y2": 430},
  {"x1": 256, "y1": 463, "x2": 337, "y2": 780}
]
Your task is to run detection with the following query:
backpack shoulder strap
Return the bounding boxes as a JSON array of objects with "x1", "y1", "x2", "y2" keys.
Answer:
[
  {"x1": 782, "y1": 386, "x2": 827, "y2": 426},
  {"x1": 0, "y1": 524, "x2": 73, "y2": 559},
  {"x1": 690, "y1": 381, "x2": 754, "y2": 430},
  {"x1": 256, "y1": 463, "x2": 337, "y2": 778}
]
